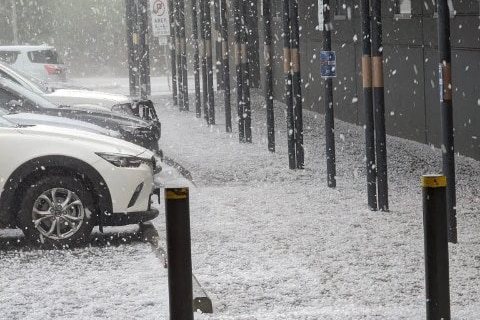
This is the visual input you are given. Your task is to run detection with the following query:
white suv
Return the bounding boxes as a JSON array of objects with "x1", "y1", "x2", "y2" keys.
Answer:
[
  {"x1": 0, "y1": 116, "x2": 159, "y2": 247},
  {"x1": 0, "y1": 45, "x2": 67, "y2": 82}
]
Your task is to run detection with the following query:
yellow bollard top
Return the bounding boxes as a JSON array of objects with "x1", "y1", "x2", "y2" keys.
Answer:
[
  {"x1": 421, "y1": 175, "x2": 447, "y2": 188},
  {"x1": 165, "y1": 188, "x2": 189, "y2": 200}
]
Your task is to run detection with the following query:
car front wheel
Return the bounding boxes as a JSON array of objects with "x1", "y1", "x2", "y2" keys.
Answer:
[{"x1": 17, "y1": 175, "x2": 95, "y2": 248}]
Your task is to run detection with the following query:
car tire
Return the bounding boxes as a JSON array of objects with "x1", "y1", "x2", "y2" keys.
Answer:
[{"x1": 17, "y1": 175, "x2": 95, "y2": 248}]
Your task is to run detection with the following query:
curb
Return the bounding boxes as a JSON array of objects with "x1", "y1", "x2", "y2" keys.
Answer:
[{"x1": 139, "y1": 222, "x2": 213, "y2": 314}]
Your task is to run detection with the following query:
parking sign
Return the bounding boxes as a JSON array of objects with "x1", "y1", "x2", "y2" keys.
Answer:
[{"x1": 150, "y1": 0, "x2": 170, "y2": 37}]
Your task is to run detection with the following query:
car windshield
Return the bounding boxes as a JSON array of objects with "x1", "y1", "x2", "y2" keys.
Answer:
[
  {"x1": 27, "y1": 49, "x2": 63, "y2": 64},
  {"x1": 0, "y1": 62, "x2": 49, "y2": 94},
  {"x1": 0, "y1": 78, "x2": 58, "y2": 109}
]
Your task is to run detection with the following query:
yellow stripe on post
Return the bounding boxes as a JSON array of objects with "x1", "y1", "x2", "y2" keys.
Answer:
[
  {"x1": 421, "y1": 175, "x2": 447, "y2": 188},
  {"x1": 165, "y1": 188, "x2": 189, "y2": 200}
]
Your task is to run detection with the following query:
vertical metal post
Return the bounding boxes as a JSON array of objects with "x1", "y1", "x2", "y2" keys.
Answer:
[
  {"x1": 437, "y1": 0, "x2": 457, "y2": 244},
  {"x1": 214, "y1": 0, "x2": 223, "y2": 91},
  {"x1": 168, "y1": 0, "x2": 178, "y2": 105},
  {"x1": 422, "y1": 175, "x2": 451, "y2": 320},
  {"x1": 10, "y1": 0, "x2": 19, "y2": 45},
  {"x1": 204, "y1": 0, "x2": 215, "y2": 124},
  {"x1": 290, "y1": 0, "x2": 303, "y2": 168},
  {"x1": 241, "y1": 0, "x2": 252, "y2": 143},
  {"x1": 371, "y1": 0, "x2": 388, "y2": 211},
  {"x1": 361, "y1": 0, "x2": 377, "y2": 210},
  {"x1": 139, "y1": 0, "x2": 151, "y2": 99},
  {"x1": 192, "y1": 0, "x2": 202, "y2": 117},
  {"x1": 165, "y1": 188, "x2": 194, "y2": 320},
  {"x1": 234, "y1": 0, "x2": 244, "y2": 141},
  {"x1": 263, "y1": 0, "x2": 275, "y2": 152},
  {"x1": 200, "y1": 0, "x2": 209, "y2": 123},
  {"x1": 283, "y1": 0, "x2": 295, "y2": 169},
  {"x1": 220, "y1": 0, "x2": 232, "y2": 132},
  {"x1": 180, "y1": 0, "x2": 189, "y2": 111},
  {"x1": 323, "y1": 0, "x2": 336, "y2": 187},
  {"x1": 175, "y1": 0, "x2": 184, "y2": 110},
  {"x1": 126, "y1": 0, "x2": 139, "y2": 97}
]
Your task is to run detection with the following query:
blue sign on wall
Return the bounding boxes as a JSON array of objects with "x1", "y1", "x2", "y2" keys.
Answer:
[{"x1": 320, "y1": 51, "x2": 337, "y2": 78}]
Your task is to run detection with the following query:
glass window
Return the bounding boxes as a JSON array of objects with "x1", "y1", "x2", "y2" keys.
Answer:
[
  {"x1": 334, "y1": 0, "x2": 349, "y2": 20},
  {"x1": 394, "y1": 0, "x2": 411, "y2": 15},
  {"x1": 27, "y1": 50, "x2": 63, "y2": 64},
  {"x1": 0, "y1": 51, "x2": 20, "y2": 64}
]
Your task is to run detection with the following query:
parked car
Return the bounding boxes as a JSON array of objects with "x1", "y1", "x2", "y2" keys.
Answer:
[
  {"x1": 0, "y1": 45, "x2": 67, "y2": 82},
  {"x1": 0, "y1": 78, "x2": 160, "y2": 151},
  {"x1": 0, "y1": 61, "x2": 160, "y2": 126},
  {"x1": 0, "y1": 115, "x2": 160, "y2": 247}
]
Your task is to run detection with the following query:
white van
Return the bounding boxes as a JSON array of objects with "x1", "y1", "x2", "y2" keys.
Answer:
[{"x1": 0, "y1": 45, "x2": 67, "y2": 82}]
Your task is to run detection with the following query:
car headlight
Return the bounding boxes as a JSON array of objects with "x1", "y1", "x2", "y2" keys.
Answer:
[{"x1": 96, "y1": 152, "x2": 152, "y2": 168}]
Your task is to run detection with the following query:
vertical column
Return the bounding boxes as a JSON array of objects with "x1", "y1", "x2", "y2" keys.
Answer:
[
  {"x1": 263, "y1": 0, "x2": 275, "y2": 152},
  {"x1": 323, "y1": 0, "x2": 336, "y2": 186},
  {"x1": 283, "y1": 0, "x2": 295, "y2": 169},
  {"x1": 361, "y1": 0, "x2": 377, "y2": 210},
  {"x1": 204, "y1": 0, "x2": 215, "y2": 124},
  {"x1": 290, "y1": 0, "x2": 303, "y2": 168},
  {"x1": 179, "y1": 0, "x2": 189, "y2": 110},
  {"x1": 192, "y1": 0, "x2": 202, "y2": 117},
  {"x1": 126, "y1": 0, "x2": 139, "y2": 98},
  {"x1": 139, "y1": 0, "x2": 151, "y2": 99},
  {"x1": 422, "y1": 175, "x2": 451, "y2": 320},
  {"x1": 175, "y1": 0, "x2": 184, "y2": 109},
  {"x1": 234, "y1": 0, "x2": 244, "y2": 141},
  {"x1": 165, "y1": 188, "x2": 194, "y2": 320},
  {"x1": 168, "y1": 0, "x2": 178, "y2": 105},
  {"x1": 241, "y1": 0, "x2": 252, "y2": 142},
  {"x1": 220, "y1": 0, "x2": 232, "y2": 132},
  {"x1": 371, "y1": 0, "x2": 388, "y2": 211},
  {"x1": 437, "y1": 0, "x2": 457, "y2": 244},
  {"x1": 200, "y1": 0, "x2": 209, "y2": 122}
]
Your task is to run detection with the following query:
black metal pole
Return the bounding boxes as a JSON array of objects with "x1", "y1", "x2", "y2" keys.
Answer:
[
  {"x1": 214, "y1": 0, "x2": 223, "y2": 91},
  {"x1": 192, "y1": 0, "x2": 202, "y2": 117},
  {"x1": 422, "y1": 175, "x2": 451, "y2": 320},
  {"x1": 126, "y1": 0, "x2": 138, "y2": 97},
  {"x1": 175, "y1": 0, "x2": 184, "y2": 110},
  {"x1": 220, "y1": 0, "x2": 232, "y2": 132},
  {"x1": 204, "y1": 0, "x2": 215, "y2": 124},
  {"x1": 200, "y1": 0, "x2": 209, "y2": 123},
  {"x1": 263, "y1": 0, "x2": 275, "y2": 152},
  {"x1": 168, "y1": 0, "x2": 178, "y2": 105},
  {"x1": 361, "y1": 0, "x2": 377, "y2": 210},
  {"x1": 323, "y1": 0, "x2": 336, "y2": 187},
  {"x1": 165, "y1": 188, "x2": 194, "y2": 320},
  {"x1": 180, "y1": 0, "x2": 189, "y2": 111},
  {"x1": 283, "y1": 0, "x2": 295, "y2": 169},
  {"x1": 234, "y1": 0, "x2": 244, "y2": 141},
  {"x1": 371, "y1": 0, "x2": 388, "y2": 211},
  {"x1": 437, "y1": 0, "x2": 457, "y2": 244},
  {"x1": 290, "y1": 0, "x2": 303, "y2": 168},
  {"x1": 241, "y1": 0, "x2": 252, "y2": 143},
  {"x1": 139, "y1": 0, "x2": 151, "y2": 99}
]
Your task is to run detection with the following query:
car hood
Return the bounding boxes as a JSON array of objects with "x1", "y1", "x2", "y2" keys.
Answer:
[
  {"x1": 4, "y1": 112, "x2": 121, "y2": 138},
  {"x1": 46, "y1": 89, "x2": 130, "y2": 107},
  {"x1": 16, "y1": 124, "x2": 153, "y2": 158},
  {"x1": 56, "y1": 105, "x2": 150, "y2": 125}
]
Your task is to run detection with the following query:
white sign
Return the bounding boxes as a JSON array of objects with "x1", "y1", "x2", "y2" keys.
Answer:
[
  {"x1": 158, "y1": 36, "x2": 168, "y2": 45},
  {"x1": 150, "y1": 0, "x2": 170, "y2": 37},
  {"x1": 318, "y1": 0, "x2": 324, "y2": 31}
]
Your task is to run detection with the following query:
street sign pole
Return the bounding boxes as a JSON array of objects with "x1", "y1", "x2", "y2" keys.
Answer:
[
  {"x1": 437, "y1": 0, "x2": 457, "y2": 243},
  {"x1": 322, "y1": 0, "x2": 336, "y2": 188}
]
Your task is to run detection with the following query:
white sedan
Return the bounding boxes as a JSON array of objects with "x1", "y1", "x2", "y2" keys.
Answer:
[{"x1": 0, "y1": 116, "x2": 160, "y2": 247}]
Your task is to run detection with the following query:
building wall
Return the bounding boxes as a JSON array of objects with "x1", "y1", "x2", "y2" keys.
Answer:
[{"x1": 257, "y1": 0, "x2": 480, "y2": 160}]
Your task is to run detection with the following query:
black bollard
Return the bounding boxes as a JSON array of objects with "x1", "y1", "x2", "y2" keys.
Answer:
[
  {"x1": 422, "y1": 175, "x2": 451, "y2": 320},
  {"x1": 165, "y1": 188, "x2": 194, "y2": 320}
]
